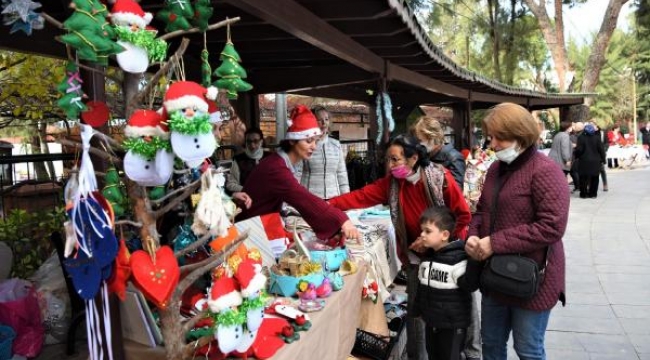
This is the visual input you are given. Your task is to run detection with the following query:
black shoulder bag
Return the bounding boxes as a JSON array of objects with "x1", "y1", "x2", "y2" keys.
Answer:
[{"x1": 479, "y1": 172, "x2": 549, "y2": 299}]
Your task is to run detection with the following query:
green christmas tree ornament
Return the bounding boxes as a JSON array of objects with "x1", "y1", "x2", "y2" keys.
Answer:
[
  {"x1": 56, "y1": 62, "x2": 88, "y2": 120},
  {"x1": 191, "y1": 0, "x2": 213, "y2": 32},
  {"x1": 219, "y1": 41, "x2": 242, "y2": 62},
  {"x1": 101, "y1": 167, "x2": 128, "y2": 217},
  {"x1": 215, "y1": 57, "x2": 247, "y2": 78},
  {"x1": 212, "y1": 24, "x2": 252, "y2": 100},
  {"x1": 156, "y1": 0, "x2": 194, "y2": 33}
]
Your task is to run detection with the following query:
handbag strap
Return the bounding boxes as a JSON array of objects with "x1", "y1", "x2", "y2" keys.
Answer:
[{"x1": 488, "y1": 169, "x2": 550, "y2": 272}]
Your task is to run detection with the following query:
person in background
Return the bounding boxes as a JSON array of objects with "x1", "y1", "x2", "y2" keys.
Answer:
[
  {"x1": 548, "y1": 121, "x2": 574, "y2": 177},
  {"x1": 593, "y1": 122, "x2": 609, "y2": 191},
  {"x1": 234, "y1": 105, "x2": 360, "y2": 242},
  {"x1": 569, "y1": 122, "x2": 584, "y2": 192},
  {"x1": 414, "y1": 206, "x2": 481, "y2": 360},
  {"x1": 575, "y1": 123, "x2": 606, "y2": 199},
  {"x1": 412, "y1": 116, "x2": 466, "y2": 189},
  {"x1": 607, "y1": 124, "x2": 622, "y2": 168},
  {"x1": 640, "y1": 121, "x2": 650, "y2": 159},
  {"x1": 466, "y1": 103, "x2": 569, "y2": 360},
  {"x1": 294, "y1": 105, "x2": 350, "y2": 199},
  {"x1": 225, "y1": 127, "x2": 271, "y2": 194},
  {"x1": 328, "y1": 134, "x2": 471, "y2": 360}
]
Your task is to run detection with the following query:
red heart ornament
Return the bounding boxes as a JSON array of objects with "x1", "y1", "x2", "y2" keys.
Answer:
[{"x1": 130, "y1": 246, "x2": 180, "y2": 309}]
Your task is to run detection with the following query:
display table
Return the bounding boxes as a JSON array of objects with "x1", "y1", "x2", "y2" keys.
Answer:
[
  {"x1": 607, "y1": 145, "x2": 648, "y2": 164},
  {"x1": 123, "y1": 264, "x2": 367, "y2": 360}
]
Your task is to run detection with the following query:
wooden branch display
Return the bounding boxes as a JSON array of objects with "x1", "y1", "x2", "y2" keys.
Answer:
[
  {"x1": 57, "y1": 138, "x2": 123, "y2": 165},
  {"x1": 152, "y1": 180, "x2": 201, "y2": 218},
  {"x1": 174, "y1": 232, "x2": 212, "y2": 258},
  {"x1": 158, "y1": 17, "x2": 241, "y2": 41},
  {"x1": 151, "y1": 179, "x2": 200, "y2": 205}
]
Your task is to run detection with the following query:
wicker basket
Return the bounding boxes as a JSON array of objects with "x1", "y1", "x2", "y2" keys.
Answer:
[{"x1": 0, "y1": 325, "x2": 15, "y2": 360}]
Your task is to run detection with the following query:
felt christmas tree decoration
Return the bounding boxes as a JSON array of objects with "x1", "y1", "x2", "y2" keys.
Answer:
[
  {"x1": 156, "y1": 0, "x2": 193, "y2": 33},
  {"x1": 123, "y1": 109, "x2": 175, "y2": 186},
  {"x1": 1, "y1": 0, "x2": 44, "y2": 35},
  {"x1": 130, "y1": 244, "x2": 180, "y2": 308},
  {"x1": 191, "y1": 0, "x2": 213, "y2": 32},
  {"x1": 56, "y1": 62, "x2": 88, "y2": 120},
  {"x1": 59, "y1": 0, "x2": 123, "y2": 65},
  {"x1": 212, "y1": 25, "x2": 253, "y2": 100},
  {"x1": 101, "y1": 167, "x2": 128, "y2": 217},
  {"x1": 164, "y1": 81, "x2": 219, "y2": 167},
  {"x1": 111, "y1": 0, "x2": 167, "y2": 73}
]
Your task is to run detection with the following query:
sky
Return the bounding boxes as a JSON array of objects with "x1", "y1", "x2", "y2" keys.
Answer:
[{"x1": 563, "y1": 0, "x2": 635, "y2": 45}]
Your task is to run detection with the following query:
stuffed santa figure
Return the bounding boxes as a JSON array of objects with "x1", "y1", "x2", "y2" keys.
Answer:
[
  {"x1": 208, "y1": 275, "x2": 245, "y2": 354},
  {"x1": 111, "y1": 0, "x2": 166, "y2": 73},
  {"x1": 232, "y1": 257, "x2": 268, "y2": 354},
  {"x1": 164, "y1": 81, "x2": 219, "y2": 168},
  {"x1": 123, "y1": 109, "x2": 175, "y2": 186}
]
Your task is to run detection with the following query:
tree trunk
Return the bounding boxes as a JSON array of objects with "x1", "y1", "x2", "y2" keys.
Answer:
[
  {"x1": 39, "y1": 121, "x2": 56, "y2": 180},
  {"x1": 503, "y1": 0, "x2": 517, "y2": 84},
  {"x1": 487, "y1": 0, "x2": 502, "y2": 81},
  {"x1": 29, "y1": 123, "x2": 50, "y2": 181},
  {"x1": 581, "y1": 0, "x2": 630, "y2": 106},
  {"x1": 523, "y1": 0, "x2": 570, "y2": 91}
]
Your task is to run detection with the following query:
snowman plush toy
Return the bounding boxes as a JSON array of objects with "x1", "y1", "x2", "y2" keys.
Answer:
[
  {"x1": 110, "y1": 0, "x2": 167, "y2": 73},
  {"x1": 122, "y1": 109, "x2": 175, "y2": 186},
  {"x1": 164, "y1": 81, "x2": 219, "y2": 168}
]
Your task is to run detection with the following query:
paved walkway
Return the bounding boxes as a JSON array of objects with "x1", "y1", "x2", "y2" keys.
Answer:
[{"x1": 507, "y1": 164, "x2": 650, "y2": 359}]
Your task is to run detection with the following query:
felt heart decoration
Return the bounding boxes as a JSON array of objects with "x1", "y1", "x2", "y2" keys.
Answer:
[
  {"x1": 130, "y1": 245, "x2": 180, "y2": 308},
  {"x1": 81, "y1": 101, "x2": 110, "y2": 127},
  {"x1": 64, "y1": 250, "x2": 102, "y2": 300}
]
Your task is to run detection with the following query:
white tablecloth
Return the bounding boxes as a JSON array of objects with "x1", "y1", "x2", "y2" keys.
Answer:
[{"x1": 607, "y1": 145, "x2": 647, "y2": 160}]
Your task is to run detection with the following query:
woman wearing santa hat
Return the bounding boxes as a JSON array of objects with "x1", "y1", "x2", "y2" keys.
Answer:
[{"x1": 235, "y1": 105, "x2": 360, "y2": 241}]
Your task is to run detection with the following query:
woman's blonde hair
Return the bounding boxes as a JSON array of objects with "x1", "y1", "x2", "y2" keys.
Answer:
[
  {"x1": 482, "y1": 103, "x2": 540, "y2": 148},
  {"x1": 412, "y1": 116, "x2": 445, "y2": 145}
]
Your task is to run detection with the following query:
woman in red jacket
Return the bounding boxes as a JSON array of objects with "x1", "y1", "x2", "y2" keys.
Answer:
[
  {"x1": 465, "y1": 103, "x2": 569, "y2": 360},
  {"x1": 329, "y1": 134, "x2": 471, "y2": 360}
]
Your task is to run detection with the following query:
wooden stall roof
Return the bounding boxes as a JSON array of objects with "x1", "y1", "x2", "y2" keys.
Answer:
[{"x1": 0, "y1": 0, "x2": 586, "y2": 110}]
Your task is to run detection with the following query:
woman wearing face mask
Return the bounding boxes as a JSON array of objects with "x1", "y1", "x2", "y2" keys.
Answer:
[
  {"x1": 225, "y1": 127, "x2": 271, "y2": 194},
  {"x1": 235, "y1": 105, "x2": 360, "y2": 242},
  {"x1": 328, "y1": 134, "x2": 470, "y2": 360},
  {"x1": 464, "y1": 103, "x2": 569, "y2": 360}
]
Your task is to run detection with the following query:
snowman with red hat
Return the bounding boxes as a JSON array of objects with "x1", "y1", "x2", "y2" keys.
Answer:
[
  {"x1": 122, "y1": 109, "x2": 174, "y2": 186},
  {"x1": 164, "y1": 81, "x2": 219, "y2": 168},
  {"x1": 232, "y1": 257, "x2": 268, "y2": 354},
  {"x1": 110, "y1": 0, "x2": 167, "y2": 73},
  {"x1": 208, "y1": 274, "x2": 246, "y2": 354}
]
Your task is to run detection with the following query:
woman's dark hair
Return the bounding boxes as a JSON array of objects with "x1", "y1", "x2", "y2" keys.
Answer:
[
  {"x1": 419, "y1": 205, "x2": 456, "y2": 234},
  {"x1": 560, "y1": 121, "x2": 573, "y2": 132},
  {"x1": 311, "y1": 105, "x2": 328, "y2": 114},
  {"x1": 279, "y1": 139, "x2": 294, "y2": 152},
  {"x1": 387, "y1": 134, "x2": 430, "y2": 170},
  {"x1": 245, "y1": 127, "x2": 264, "y2": 139}
]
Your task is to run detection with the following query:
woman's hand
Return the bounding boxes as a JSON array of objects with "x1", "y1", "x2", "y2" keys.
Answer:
[
  {"x1": 232, "y1": 192, "x2": 252, "y2": 209},
  {"x1": 465, "y1": 236, "x2": 481, "y2": 260},
  {"x1": 408, "y1": 237, "x2": 427, "y2": 253},
  {"x1": 341, "y1": 220, "x2": 361, "y2": 243}
]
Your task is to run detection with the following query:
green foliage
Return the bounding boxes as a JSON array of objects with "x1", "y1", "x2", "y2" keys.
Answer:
[{"x1": 0, "y1": 207, "x2": 66, "y2": 279}]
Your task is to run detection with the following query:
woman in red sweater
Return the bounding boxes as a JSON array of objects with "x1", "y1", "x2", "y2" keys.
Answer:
[{"x1": 329, "y1": 134, "x2": 470, "y2": 360}]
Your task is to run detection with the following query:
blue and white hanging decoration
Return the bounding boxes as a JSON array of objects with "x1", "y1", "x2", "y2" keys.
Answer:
[
  {"x1": 375, "y1": 92, "x2": 395, "y2": 144},
  {"x1": 1, "y1": 0, "x2": 44, "y2": 35}
]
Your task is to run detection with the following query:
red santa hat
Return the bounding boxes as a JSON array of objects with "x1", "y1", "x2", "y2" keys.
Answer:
[
  {"x1": 285, "y1": 105, "x2": 322, "y2": 140},
  {"x1": 124, "y1": 109, "x2": 169, "y2": 139},
  {"x1": 207, "y1": 100, "x2": 222, "y2": 124},
  {"x1": 111, "y1": 0, "x2": 153, "y2": 29},
  {"x1": 235, "y1": 259, "x2": 267, "y2": 298},
  {"x1": 207, "y1": 276, "x2": 243, "y2": 313},
  {"x1": 163, "y1": 81, "x2": 218, "y2": 114}
]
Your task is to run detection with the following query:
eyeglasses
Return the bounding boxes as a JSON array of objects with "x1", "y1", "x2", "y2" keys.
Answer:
[
  {"x1": 385, "y1": 156, "x2": 405, "y2": 164},
  {"x1": 246, "y1": 138, "x2": 262, "y2": 144}
]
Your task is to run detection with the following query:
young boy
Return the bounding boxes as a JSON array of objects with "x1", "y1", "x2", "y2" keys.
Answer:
[{"x1": 415, "y1": 206, "x2": 481, "y2": 360}]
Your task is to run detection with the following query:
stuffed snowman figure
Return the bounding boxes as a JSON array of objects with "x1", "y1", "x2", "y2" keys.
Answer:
[
  {"x1": 208, "y1": 275, "x2": 245, "y2": 354},
  {"x1": 122, "y1": 109, "x2": 174, "y2": 186},
  {"x1": 111, "y1": 0, "x2": 167, "y2": 73},
  {"x1": 164, "y1": 81, "x2": 219, "y2": 168},
  {"x1": 233, "y1": 258, "x2": 267, "y2": 354}
]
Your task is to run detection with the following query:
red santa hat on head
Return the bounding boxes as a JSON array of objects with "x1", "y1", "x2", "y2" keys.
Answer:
[
  {"x1": 207, "y1": 276, "x2": 243, "y2": 313},
  {"x1": 235, "y1": 259, "x2": 267, "y2": 298},
  {"x1": 124, "y1": 109, "x2": 169, "y2": 139},
  {"x1": 285, "y1": 105, "x2": 322, "y2": 140},
  {"x1": 111, "y1": 0, "x2": 153, "y2": 29},
  {"x1": 163, "y1": 81, "x2": 218, "y2": 114}
]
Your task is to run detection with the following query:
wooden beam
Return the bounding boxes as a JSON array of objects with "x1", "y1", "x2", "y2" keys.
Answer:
[{"x1": 251, "y1": 64, "x2": 374, "y2": 94}]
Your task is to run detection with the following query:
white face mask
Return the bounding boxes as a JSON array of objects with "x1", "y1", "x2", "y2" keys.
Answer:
[{"x1": 495, "y1": 142, "x2": 521, "y2": 164}]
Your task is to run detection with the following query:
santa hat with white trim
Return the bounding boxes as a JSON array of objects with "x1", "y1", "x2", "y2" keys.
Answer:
[
  {"x1": 111, "y1": 0, "x2": 153, "y2": 29},
  {"x1": 124, "y1": 109, "x2": 169, "y2": 139},
  {"x1": 163, "y1": 81, "x2": 218, "y2": 114},
  {"x1": 207, "y1": 275, "x2": 243, "y2": 313},
  {"x1": 235, "y1": 259, "x2": 267, "y2": 298},
  {"x1": 285, "y1": 105, "x2": 322, "y2": 140}
]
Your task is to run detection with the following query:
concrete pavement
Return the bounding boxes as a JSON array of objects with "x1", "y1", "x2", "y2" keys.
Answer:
[{"x1": 507, "y1": 163, "x2": 650, "y2": 359}]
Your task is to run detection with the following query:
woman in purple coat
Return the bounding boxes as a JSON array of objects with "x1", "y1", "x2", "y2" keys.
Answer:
[{"x1": 465, "y1": 103, "x2": 570, "y2": 360}]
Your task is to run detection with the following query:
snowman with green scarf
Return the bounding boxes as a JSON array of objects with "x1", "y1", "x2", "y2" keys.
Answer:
[
  {"x1": 163, "y1": 81, "x2": 219, "y2": 168},
  {"x1": 110, "y1": 0, "x2": 167, "y2": 73}
]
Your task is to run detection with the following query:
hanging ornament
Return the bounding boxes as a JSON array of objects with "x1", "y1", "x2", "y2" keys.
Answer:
[
  {"x1": 163, "y1": 81, "x2": 219, "y2": 167},
  {"x1": 1, "y1": 0, "x2": 44, "y2": 36},
  {"x1": 191, "y1": 0, "x2": 213, "y2": 32},
  {"x1": 212, "y1": 24, "x2": 253, "y2": 100},
  {"x1": 101, "y1": 167, "x2": 128, "y2": 217},
  {"x1": 122, "y1": 109, "x2": 174, "y2": 187},
  {"x1": 156, "y1": 0, "x2": 193, "y2": 33},
  {"x1": 374, "y1": 91, "x2": 395, "y2": 144},
  {"x1": 56, "y1": 62, "x2": 88, "y2": 120},
  {"x1": 81, "y1": 100, "x2": 110, "y2": 128},
  {"x1": 130, "y1": 244, "x2": 180, "y2": 309},
  {"x1": 191, "y1": 169, "x2": 231, "y2": 238},
  {"x1": 110, "y1": 0, "x2": 167, "y2": 74},
  {"x1": 200, "y1": 33, "x2": 211, "y2": 88},
  {"x1": 59, "y1": 0, "x2": 123, "y2": 65}
]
